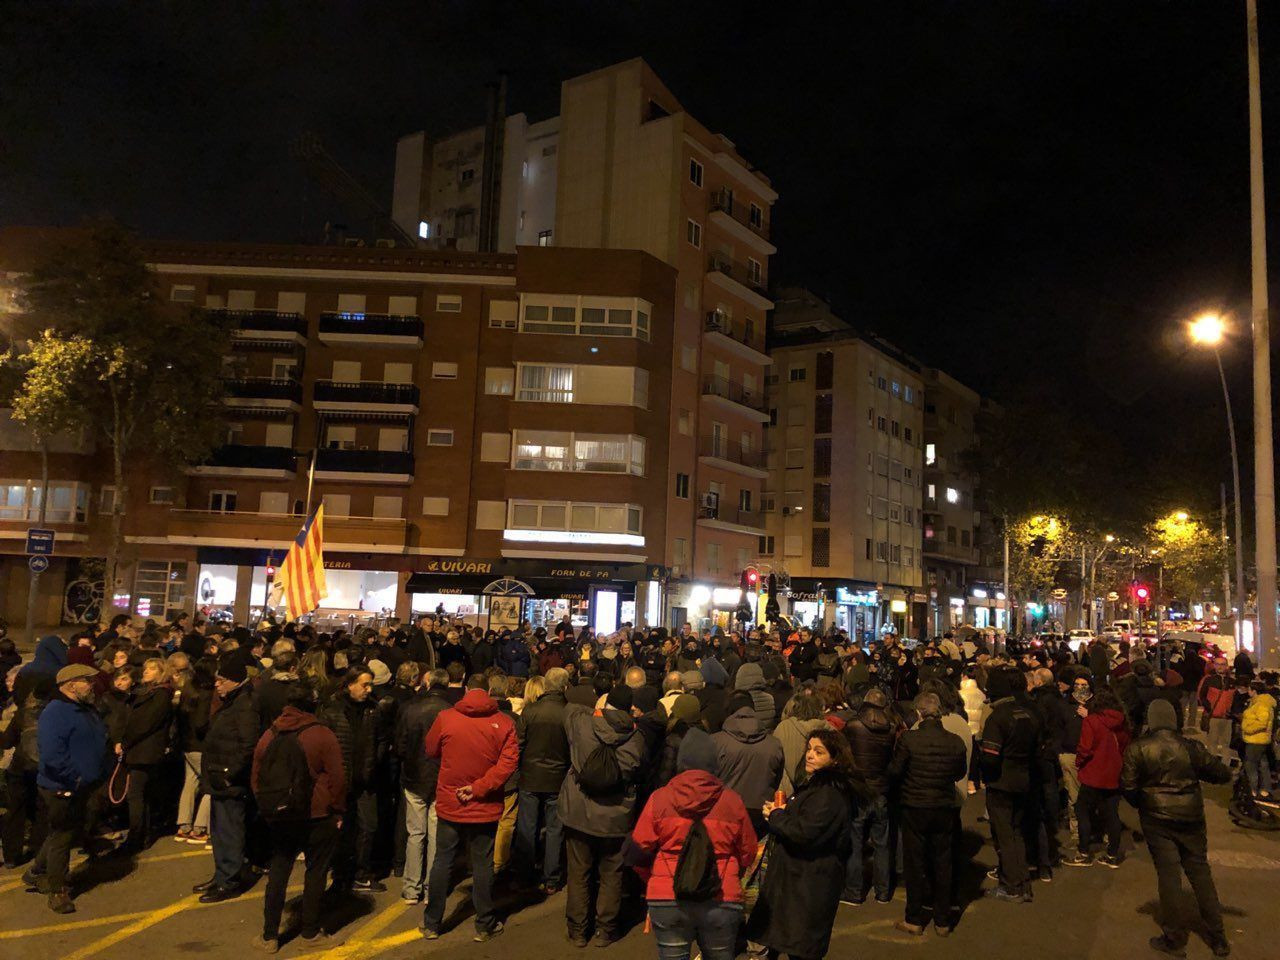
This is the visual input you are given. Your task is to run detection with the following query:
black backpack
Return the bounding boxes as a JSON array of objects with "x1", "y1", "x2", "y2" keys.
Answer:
[
  {"x1": 575, "y1": 742, "x2": 623, "y2": 796},
  {"x1": 672, "y1": 816, "x2": 721, "y2": 901},
  {"x1": 255, "y1": 723, "x2": 316, "y2": 823}
]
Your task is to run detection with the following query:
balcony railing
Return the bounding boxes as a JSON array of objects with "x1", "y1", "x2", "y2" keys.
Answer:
[
  {"x1": 698, "y1": 436, "x2": 765, "y2": 470},
  {"x1": 212, "y1": 309, "x2": 308, "y2": 336},
  {"x1": 318, "y1": 312, "x2": 423, "y2": 340},
  {"x1": 709, "y1": 189, "x2": 770, "y2": 240},
  {"x1": 698, "y1": 504, "x2": 763, "y2": 529},
  {"x1": 704, "y1": 312, "x2": 763, "y2": 353},
  {"x1": 313, "y1": 381, "x2": 420, "y2": 407},
  {"x1": 923, "y1": 537, "x2": 980, "y2": 563},
  {"x1": 708, "y1": 254, "x2": 767, "y2": 294},
  {"x1": 204, "y1": 445, "x2": 297, "y2": 471},
  {"x1": 315, "y1": 448, "x2": 414, "y2": 475},
  {"x1": 167, "y1": 510, "x2": 408, "y2": 548},
  {"x1": 221, "y1": 377, "x2": 303, "y2": 404},
  {"x1": 701, "y1": 374, "x2": 765, "y2": 412}
]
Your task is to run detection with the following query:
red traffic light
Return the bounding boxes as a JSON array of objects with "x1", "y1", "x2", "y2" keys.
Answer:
[
  {"x1": 746, "y1": 568, "x2": 759, "y2": 587},
  {"x1": 266, "y1": 565, "x2": 276, "y2": 579},
  {"x1": 1135, "y1": 584, "x2": 1150, "y2": 602}
]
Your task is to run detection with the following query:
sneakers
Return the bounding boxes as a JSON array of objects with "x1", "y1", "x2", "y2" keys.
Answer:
[
  {"x1": 1098, "y1": 853, "x2": 1124, "y2": 869},
  {"x1": 186, "y1": 831, "x2": 209, "y2": 845},
  {"x1": 174, "y1": 828, "x2": 192, "y2": 842},
  {"x1": 250, "y1": 935, "x2": 278, "y2": 954},
  {"x1": 1061, "y1": 853, "x2": 1095, "y2": 867},
  {"x1": 839, "y1": 895, "x2": 865, "y2": 906},
  {"x1": 47, "y1": 891, "x2": 75, "y2": 914},
  {"x1": 592, "y1": 932, "x2": 614, "y2": 948},
  {"x1": 893, "y1": 921, "x2": 925, "y2": 936},
  {"x1": 419, "y1": 925, "x2": 441, "y2": 940},
  {"x1": 1148, "y1": 935, "x2": 1186, "y2": 957},
  {"x1": 1038, "y1": 866, "x2": 1054, "y2": 883},
  {"x1": 299, "y1": 931, "x2": 330, "y2": 944},
  {"x1": 352, "y1": 877, "x2": 387, "y2": 893},
  {"x1": 874, "y1": 893, "x2": 892, "y2": 904},
  {"x1": 400, "y1": 891, "x2": 423, "y2": 903},
  {"x1": 983, "y1": 885, "x2": 1024, "y2": 903},
  {"x1": 474, "y1": 923, "x2": 505, "y2": 943}
]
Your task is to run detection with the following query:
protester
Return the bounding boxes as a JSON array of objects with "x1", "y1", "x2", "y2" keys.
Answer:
[{"x1": 515, "y1": 667, "x2": 571, "y2": 892}]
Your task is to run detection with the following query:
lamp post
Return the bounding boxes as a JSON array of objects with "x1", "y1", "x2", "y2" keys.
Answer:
[{"x1": 1189, "y1": 313, "x2": 1248, "y2": 649}]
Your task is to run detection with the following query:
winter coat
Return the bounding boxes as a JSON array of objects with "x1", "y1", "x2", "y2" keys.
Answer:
[
  {"x1": 627, "y1": 769, "x2": 757, "y2": 903},
  {"x1": 424, "y1": 688, "x2": 519, "y2": 823},
  {"x1": 694, "y1": 684, "x2": 729, "y2": 733},
  {"x1": 843, "y1": 703, "x2": 897, "y2": 795},
  {"x1": 712, "y1": 706, "x2": 784, "y2": 817},
  {"x1": 121, "y1": 684, "x2": 174, "y2": 766},
  {"x1": 496, "y1": 637, "x2": 532, "y2": 677},
  {"x1": 254, "y1": 674, "x2": 307, "y2": 732},
  {"x1": 888, "y1": 717, "x2": 968, "y2": 808},
  {"x1": 394, "y1": 687, "x2": 451, "y2": 797},
  {"x1": 733, "y1": 663, "x2": 777, "y2": 733},
  {"x1": 1075, "y1": 709, "x2": 1131, "y2": 789},
  {"x1": 436, "y1": 642, "x2": 471, "y2": 675},
  {"x1": 37, "y1": 694, "x2": 109, "y2": 793},
  {"x1": 979, "y1": 696, "x2": 1041, "y2": 794},
  {"x1": 1197, "y1": 673, "x2": 1235, "y2": 719},
  {"x1": 745, "y1": 767, "x2": 855, "y2": 960},
  {"x1": 13, "y1": 635, "x2": 67, "y2": 707},
  {"x1": 558, "y1": 703, "x2": 646, "y2": 838},
  {"x1": 774, "y1": 717, "x2": 829, "y2": 795},
  {"x1": 177, "y1": 684, "x2": 213, "y2": 752},
  {"x1": 317, "y1": 691, "x2": 380, "y2": 791},
  {"x1": 565, "y1": 678, "x2": 599, "y2": 709},
  {"x1": 959, "y1": 678, "x2": 986, "y2": 738},
  {"x1": 1122, "y1": 729, "x2": 1231, "y2": 825},
  {"x1": 2, "y1": 689, "x2": 49, "y2": 771},
  {"x1": 1087, "y1": 643, "x2": 1111, "y2": 683},
  {"x1": 517, "y1": 690, "x2": 571, "y2": 794},
  {"x1": 252, "y1": 705, "x2": 347, "y2": 819},
  {"x1": 201, "y1": 682, "x2": 262, "y2": 798},
  {"x1": 1242, "y1": 693, "x2": 1277, "y2": 745}
]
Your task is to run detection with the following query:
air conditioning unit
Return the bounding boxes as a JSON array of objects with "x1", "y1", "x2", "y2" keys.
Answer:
[
  {"x1": 781, "y1": 507, "x2": 793, "y2": 516},
  {"x1": 700, "y1": 494, "x2": 719, "y2": 509}
]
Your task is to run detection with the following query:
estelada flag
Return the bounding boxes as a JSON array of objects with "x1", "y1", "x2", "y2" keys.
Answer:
[{"x1": 275, "y1": 504, "x2": 327, "y2": 620}]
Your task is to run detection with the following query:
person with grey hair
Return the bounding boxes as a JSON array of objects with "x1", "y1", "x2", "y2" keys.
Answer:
[
  {"x1": 395, "y1": 667, "x2": 451, "y2": 903},
  {"x1": 514, "y1": 666, "x2": 571, "y2": 892},
  {"x1": 887, "y1": 692, "x2": 969, "y2": 937},
  {"x1": 623, "y1": 666, "x2": 647, "y2": 690},
  {"x1": 659, "y1": 671, "x2": 684, "y2": 716}
]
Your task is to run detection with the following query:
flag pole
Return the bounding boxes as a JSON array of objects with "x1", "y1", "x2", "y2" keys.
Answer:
[{"x1": 304, "y1": 448, "x2": 317, "y2": 519}]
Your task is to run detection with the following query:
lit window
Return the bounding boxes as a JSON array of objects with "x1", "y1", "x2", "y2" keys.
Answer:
[
  {"x1": 927, "y1": 484, "x2": 936, "y2": 500},
  {"x1": 418, "y1": 221, "x2": 431, "y2": 239},
  {"x1": 946, "y1": 487, "x2": 960, "y2": 504},
  {"x1": 926, "y1": 443, "x2": 936, "y2": 465}
]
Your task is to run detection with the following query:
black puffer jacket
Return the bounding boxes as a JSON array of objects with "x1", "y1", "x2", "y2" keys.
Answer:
[
  {"x1": 517, "y1": 690, "x2": 570, "y2": 794},
  {"x1": 843, "y1": 703, "x2": 897, "y2": 795},
  {"x1": 177, "y1": 685, "x2": 213, "y2": 752},
  {"x1": 979, "y1": 696, "x2": 1041, "y2": 794},
  {"x1": 201, "y1": 682, "x2": 260, "y2": 798},
  {"x1": 318, "y1": 692, "x2": 379, "y2": 790},
  {"x1": 1121, "y1": 729, "x2": 1230, "y2": 825},
  {"x1": 394, "y1": 687, "x2": 451, "y2": 796},
  {"x1": 121, "y1": 684, "x2": 174, "y2": 766},
  {"x1": 888, "y1": 717, "x2": 968, "y2": 808}
]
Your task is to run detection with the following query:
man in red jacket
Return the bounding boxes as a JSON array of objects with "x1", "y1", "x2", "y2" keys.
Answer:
[
  {"x1": 250, "y1": 687, "x2": 346, "y2": 951},
  {"x1": 420, "y1": 676, "x2": 519, "y2": 942}
]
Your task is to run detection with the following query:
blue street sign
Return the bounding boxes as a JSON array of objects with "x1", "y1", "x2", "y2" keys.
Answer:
[
  {"x1": 28, "y1": 555, "x2": 49, "y2": 573},
  {"x1": 26, "y1": 528, "x2": 55, "y2": 556}
]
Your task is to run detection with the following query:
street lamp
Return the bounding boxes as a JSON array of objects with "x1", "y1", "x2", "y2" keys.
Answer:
[{"x1": 1188, "y1": 313, "x2": 1247, "y2": 649}]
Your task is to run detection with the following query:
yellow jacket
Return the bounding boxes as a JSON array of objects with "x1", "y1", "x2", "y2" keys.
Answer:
[{"x1": 1241, "y1": 693, "x2": 1276, "y2": 744}]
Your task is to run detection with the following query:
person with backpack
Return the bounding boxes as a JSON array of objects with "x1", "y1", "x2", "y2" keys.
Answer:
[
  {"x1": 626, "y1": 728, "x2": 757, "y2": 960},
  {"x1": 250, "y1": 684, "x2": 345, "y2": 952},
  {"x1": 559, "y1": 686, "x2": 647, "y2": 947}
]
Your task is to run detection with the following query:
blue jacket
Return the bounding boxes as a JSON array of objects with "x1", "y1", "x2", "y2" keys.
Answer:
[
  {"x1": 21, "y1": 634, "x2": 68, "y2": 679},
  {"x1": 37, "y1": 695, "x2": 109, "y2": 792},
  {"x1": 496, "y1": 637, "x2": 532, "y2": 678}
]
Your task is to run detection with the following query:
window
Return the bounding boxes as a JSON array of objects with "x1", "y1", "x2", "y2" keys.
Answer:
[
  {"x1": 816, "y1": 351, "x2": 834, "y2": 390},
  {"x1": 890, "y1": 544, "x2": 902, "y2": 563},
  {"x1": 427, "y1": 429, "x2": 454, "y2": 446},
  {"x1": 784, "y1": 535, "x2": 803, "y2": 557},
  {"x1": 506, "y1": 500, "x2": 644, "y2": 540},
  {"x1": 516, "y1": 364, "x2": 574, "y2": 402},
  {"x1": 812, "y1": 528, "x2": 830, "y2": 567},
  {"x1": 150, "y1": 486, "x2": 175, "y2": 505},
  {"x1": 378, "y1": 427, "x2": 408, "y2": 451},
  {"x1": 209, "y1": 491, "x2": 237, "y2": 513},
  {"x1": 891, "y1": 420, "x2": 900, "y2": 438},
  {"x1": 876, "y1": 454, "x2": 889, "y2": 475},
  {"x1": 761, "y1": 493, "x2": 776, "y2": 512},
  {"x1": 520, "y1": 294, "x2": 651, "y2": 340},
  {"x1": 877, "y1": 416, "x2": 887, "y2": 433},
  {"x1": 749, "y1": 202, "x2": 763, "y2": 228},
  {"x1": 0, "y1": 481, "x2": 89, "y2": 522},
  {"x1": 759, "y1": 535, "x2": 775, "y2": 555},
  {"x1": 512, "y1": 430, "x2": 645, "y2": 475},
  {"x1": 485, "y1": 368, "x2": 514, "y2": 395},
  {"x1": 480, "y1": 432, "x2": 510, "y2": 462},
  {"x1": 436, "y1": 294, "x2": 462, "y2": 313},
  {"x1": 706, "y1": 542, "x2": 721, "y2": 573},
  {"x1": 947, "y1": 525, "x2": 958, "y2": 544},
  {"x1": 489, "y1": 300, "x2": 518, "y2": 329},
  {"x1": 422, "y1": 497, "x2": 449, "y2": 516},
  {"x1": 904, "y1": 427, "x2": 913, "y2": 444},
  {"x1": 537, "y1": 229, "x2": 552, "y2": 246},
  {"x1": 904, "y1": 386, "x2": 915, "y2": 404},
  {"x1": 875, "y1": 541, "x2": 888, "y2": 561},
  {"x1": 961, "y1": 529, "x2": 972, "y2": 548},
  {"x1": 431, "y1": 361, "x2": 458, "y2": 380},
  {"x1": 784, "y1": 448, "x2": 804, "y2": 469},
  {"x1": 739, "y1": 488, "x2": 753, "y2": 512},
  {"x1": 388, "y1": 294, "x2": 417, "y2": 316},
  {"x1": 891, "y1": 380, "x2": 901, "y2": 397},
  {"x1": 100, "y1": 486, "x2": 117, "y2": 515},
  {"x1": 904, "y1": 507, "x2": 914, "y2": 525},
  {"x1": 927, "y1": 483, "x2": 936, "y2": 500},
  {"x1": 925, "y1": 443, "x2": 936, "y2": 465},
  {"x1": 788, "y1": 365, "x2": 807, "y2": 382},
  {"x1": 903, "y1": 466, "x2": 913, "y2": 482},
  {"x1": 678, "y1": 409, "x2": 691, "y2": 435},
  {"x1": 675, "y1": 473, "x2": 690, "y2": 499},
  {"x1": 889, "y1": 503, "x2": 901, "y2": 522},
  {"x1": 814, "y1": 394, "x2": 832, "y2": 433},
  {"x1": 865, "y1": 538, "x2": 872, "y2": 560},
  {"x1": 812, "y1": 482, "x2": 831, "y2": 522},
  {"x1": 689, "y1": 158, "x2": 704, "y2": 187},
  {"x1": 373, "y1": 496, "x2": 402, "y2": 518},
  {"x1": 877, "y1": 376, "x2": 887, "y2": 391},
  {"x1": 686, "y1": 219, "x2": 702, "y2": 248},
  {"x1": 476, "y1": 500, "x2": 506, "y2": 529},
  {"x1": 418, "y1": 220, "x2": 431, "y2": 239},
  {"x1": 170, "y1": 284, "x2": 195, "y2": 303},
  {"x1": 813, "y1": 438, "x2": 832, "y2": 477},
  {"x1": 131, "y1": 560, "x2": 187, "y2": 618},
  {"x1": 904, "y1": 546, "x2": 914, "y2": 567},
  {"x1": 674, "y1": 538, "x2": 688, "y2": 566},
  {"x1": 946, "y1": 486, "x2": 960, "y2": 504},
  {"x1": 681, "y1": 345, "x2": 697, "y2": 372},
  {"x1": 747, "y1": 258, "x2": 762, "y2": 285}
]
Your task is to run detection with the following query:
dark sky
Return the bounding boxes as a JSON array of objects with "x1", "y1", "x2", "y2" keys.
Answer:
[{"x1": 3, "y1": 0, "x2": 1278, "y2": 516}]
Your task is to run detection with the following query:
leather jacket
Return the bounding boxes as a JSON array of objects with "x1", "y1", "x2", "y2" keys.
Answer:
[{"x1": 1121, "y1": 729, "x2": 1230, "y2": 825}]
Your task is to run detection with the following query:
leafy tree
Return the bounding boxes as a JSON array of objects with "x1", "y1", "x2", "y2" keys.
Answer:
[
  {"x1": 1148, "y1": 511, "x2": 1224, "y2": 606},
  {"x1": 16, "y1": 223, "x2": 231, "y2": 597},
  {"x1": 1006, "y1": 513, "x2": 1075, "y2": 616}
]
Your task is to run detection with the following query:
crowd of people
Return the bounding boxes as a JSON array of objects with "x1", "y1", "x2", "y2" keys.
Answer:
[{"x1": 0, "y1": 613, "x2": 1265, "y2": 959}]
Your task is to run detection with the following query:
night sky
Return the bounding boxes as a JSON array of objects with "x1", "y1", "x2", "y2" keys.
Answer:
[{"x1": 3, "y1": 0, "x2": 1279, "y2": 517}]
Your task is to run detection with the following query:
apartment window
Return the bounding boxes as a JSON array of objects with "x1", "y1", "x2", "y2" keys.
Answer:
[
  {"x1": 784, "y1": 448, "x2": 804, "y2": 469},
  {"x1": 875, "y1": 541, "x2": 888, "y2": 561},
  {"x1": 891, "y1": 420, "x2": 900, "y2": 438},
  {"x1": 877, "y1": 416, "x2": 887, "y2": 433},
  {"x1": 904, "y1": 546, "x2": 914, "y2": 566},
  {"x1": 926, "y1": 443, "x2": 937, "y2": 465},
  {"x1": 460, "y1": 168, "x2": 475, "y2": 183},
  {"x1": 689, "y1": 158, "x2": 704, "y2": 187},
  {"x1": 418, "y1": 220, "x2": 431, "y2": 239},
  {"x1": 812, "y1": 528, "x2": 830, "y2": 567},
  {"x1": 876, "y1": 454, "x2": 889, "y2": 475},
  {"x1": 788, "y1": 365, "x2": 806, "y2": 382},
  {"x1": 170, "y1": 284, "x2": 195, "y2": 303},
  {"x1": 814, "y1": 394, "x2": 833, "y2": 433},
  {"x1": 484, "y1": 368, "x2": 514, "y2": 395},
  {"x1": 488, "y1": 300, "x2": 518, "y2": 329},
  {"x1": 422, "y1": 497, "x2": 449, "y2": 516},
  {"x1": 761, "y1": 493, "x2": 776, "y2": 513},
  {"x1": 675, "y1": 473, "x2": 690, "y2": 499},
  {"x1": 150, "y1": 486, "x2": 175, "y2": 505},
  {"x1": 927, "y1": 483, "x2": 936, "y2": 500},
  {"x1": 520, "y1": 295, "x2": 652, "y2": 340},
  {"x1": 813, "y1": 438, "x2": 832, "y2": 477},
  {"x1": 947, "y1": 526, "x2": 958, "y2": 544},
  {"x1": 904, "y1": 385, "x2": 915, "y2": 404},
  {"x1": 946, "y1": 486, "x2": 960, "y2": 504},
  {"x1": 875, "y1": 498, "x2": 888, "y2": 520},
  {"x1": 747, "y1": 258, "x2": 762, "y2": 284},
  {"x1": 475, "y1": 500, "x2": 506, "y2": 529},
  {"x1": 325, "y1": 425, "x2": 356, "y2": 449},
  {"x1": 784, "y1": 535, "x2": 803, "y2": 557},
  {"x1": 537, "y1": 229, "x2": 552, "y2": 246},
  {"x1": 903, "y1": 466, "x2": 913, "y2": 482},
  {"x1": 736, "y1": 547, "x2": 750, "y2": 571},
  {"x1": 686, "y1": 219, "x2": 702, "y2": 248},
  {"x1": 515, "y1": 363, "x2": 646, "y2": 407},
  {"x1": 961, "y1": 528, "x2": 972, "y2": 547},
  {"x1": 706, "y1": 542, "x2": 721, "y2": 574},
  {"x1": 507, "y1": 500, "x2": 643, "y2": 538},
  {"x1": 865, "y1": 538, "x2": 872, "y2": 560},
  {"x1": 480, "y1": 432, "x2": 511, "y2": 462},
  {"x1": 891, "y1": 380, "x2": 901, "y2": 397},
  {"x1": 891, "y1": 544, "x2": 902, "y2": 563},
  {"x1": 512, "y1": 430, "x2": 645, "y2": 475},
  {"x1": 373, "y1": 496, "x2": 403, "y2": 518},
  {"x1": 783, "y1": 489, "x2": 804, "y2": 511},
  {"x1": 0, "y1": 481, "x2": 89, "y2": 522},
  {"x1": 674, "y1": 538, "x2": 688, "y2": 566},
  {"x1": 516, "y1": 364, "x2": 574, "y2": 402},
  {"x1": 867, "y1": 407, "x2": 874, "y2": 426},
  {"x1": 100, "y1": 486, "x2": 117, "y2": 515},
  {"x1": 812, "y1": 482, "x2": 831, "y2": 522},
  {"x1": 681, "y1": 345, "x2": 697, "y2": 372},
  {"x1": 436, "y1": 294, "x2": 463, "y2": 313},
  {"x1": 209, "y1": 491, "x2": 237, "y2": 513},
  {"x1": 749, "y1": 202, "x2": 763, "y2": 228},
  {"x1": 739, "y1": 488, "x2": 753, "y2": 512},
  {"x1": 904, "y1": 427, "x2": 913, "y2": 444},
  {"x1": 877, "y1": 376, "x2": 887, "y2": 391},
  {"x1": 815, "y1": 351, "x2": 834, "y2": 390},
  {"x1": 678, "y1": 409, "x2": 691, "y2": 435},
  {"x1": 427, "y1": 429, "x2": 454, "y2": 446},
  {"x1": 889, "y1": 503, "x2": 901, "y2": 522},
  {"x1": 759, "y1": 535, "x2": 775, "y2": 555},
  {"x1": 904, "y1": 507, "x2": 914, "y2": 525},
  {"x1": 431, "y1": 361, "x2": 458, "y2": 379}
]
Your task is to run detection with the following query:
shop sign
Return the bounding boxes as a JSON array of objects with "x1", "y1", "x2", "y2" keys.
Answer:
[
  {"x1": 324, "y1": 559, "x2": 352, "y2": 569},
  {"x1": 420, "y1": 559, "x2": 495, "y2": 575},
  {"x1": 789, "y1": 592, "x2": 826, "y2": 603},
  {"x1": 836, "y1": 586, "x2": 877, "y2": 606}
]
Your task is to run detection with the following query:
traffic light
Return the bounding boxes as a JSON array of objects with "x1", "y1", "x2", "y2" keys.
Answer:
[
  {"x1": 1134, "y1": 583, "x2": 1151, "y2": 606},
  {"x1": 740, "y1": 567, "x2": 760, "y2": 591}
]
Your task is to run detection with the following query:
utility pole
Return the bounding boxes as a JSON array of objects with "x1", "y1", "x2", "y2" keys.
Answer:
[
  {"x1": 1221, "y1": 483, "x2": 1234, "y2": 630},
  {"x1": 1002, "y1": 519, "x2": 1011, "y2": 635},
  {"x1": 1079, "y1": 544, "x2": 1087, "y2": 629},
  {"x1": 1247, "y1": 0, "x2": 1278, "y2": 666}
]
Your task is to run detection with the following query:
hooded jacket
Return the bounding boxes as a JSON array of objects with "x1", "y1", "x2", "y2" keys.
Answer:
[
  {"x1": 13, "y1": 635, "x2": 68, "y2": 706},
  {"x1": 1242, "y1": 693, "x2": 1277, "y2": 745},
  {"x1": 425, "y1": 688, "x2": 519, "y2": 823},
  {"x1": 37, "y1": 694, "x2": 109, "y2": 792},
  {"x1": 712, "y1": 706, "x2": 784, "y2": 815},
  {"x1": 627, "y1": 768, "x2": 757, "y2": 902},
  {"x1": 1075, "y1": 708, "x2": 1131, "y2": 789},
  {"x1": 252, "y1": 705, "x2": 346, "y2": 819},
  {"x1": 733, "y1": 662, "x2": 776, "y2": 733},
  {"x1": 774, "y1": 716, "x2": 829, "y2": 795},
  {"x1": 558, "y1": 702, "x2": 646, "y2": 837}
]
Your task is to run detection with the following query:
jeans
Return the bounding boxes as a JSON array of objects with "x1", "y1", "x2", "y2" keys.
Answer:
[
  {"x1": 178, "y1": 751, "x2": 210, "y2": 831},
  {"x1": 1058, "y1": 754, "x2": 1081, "y2": 840},
  {"x1": 1076, "y1": 785, "x2": 1122, "y2": 857},
  {"x1": 1244, "y1": 743, "x2": 1272, "y2": 795},
  {"x1": 564, "y1": 828, "x2": 625, "y2": 939},
  {"x1": 986, "y1": 789, "x2": 1029, "y2": 888},
  {"x1": 210, "y1": 795, "x2": 248, "y2": 888},
  {"x1": 900, "y1": 806, "x2": 956, "y2": 928},
  {"x1": 32, "y1": 788, "x2": 88, "y2": 893},
  {"x1": 648, "y1": 900, "x2": 743, "y2": 960},
  {"x1": 1141, "y1": 815, "x2": 1224, "y2": 943},
  {"x1": 333, "y1": 787, "x2": 378, "y2": 884},
  {"x1": 843, "y1": 793, "x2": 891, "y2": 899},
  {"x1": 1206, "y1": 717, "x2": 1233, "y2": 763},
  {"x1": 401, "y1": 789, "x2": 438, "y2": 900},
  {"x1": 513, "y1": 788, "x2": 565, "y2": 885},
  {"x1": 423, "y1": 818, "x2": 498, "y2": 934},
  {"x1": 262, "y1": 816, "x2": 340, "y2": 940}
]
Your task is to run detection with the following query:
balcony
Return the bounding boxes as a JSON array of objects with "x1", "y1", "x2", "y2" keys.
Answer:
[
  {"x1": 708, "y1": 190, "x2": 776, "y2": 255},
  {"x1": 214, "y1": 309, "x2": 308, "y2": 345},
  {"x1": 707, "y1": 254, "x2": 773, "y2": 311},
  {"x1": 696, "y1": 501, "x2": 765, "y2": 535},
  {"x1": 317, "y1": 312, "x2": 423, "y2": 347},
  {"x1": 221, "y1": 377, "x2": 302, "y2": 410},
  {"x1": 314, "y1": 448, "x2": 414, "y2": 483},
  {"x1": 188, "y1": 444, "x2": 297, "y2": 479},
  {"x1": 703, "y1": 312, "x2": 770, "y2": 365},
  {"x1": 923, "y1": 537, "x2": 980, "y2": 566},
  {"x1": 167, "y1": 510, "x2": 409, "y2": 551},
  {"x1": 698, "y1": 436, "x2": 768, "y2": 479},
  {"x1": 701, "y1": 374, "x2": 769, "y2": 422},
  {"x1": 312, "y1": 380, "x2": 420, "y2": 414}
]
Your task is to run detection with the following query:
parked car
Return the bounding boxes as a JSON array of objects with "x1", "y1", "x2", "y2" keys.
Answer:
[{"x1": 1067, "y1": 628, "x2": 1095, "y2": 651}]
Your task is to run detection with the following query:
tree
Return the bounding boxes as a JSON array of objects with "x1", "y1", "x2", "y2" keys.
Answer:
[
  {"x1": 17, "y1": 223, "x2": 231, "y2": 598},
  {"x1": 1006, "y1": 514, "x2": 1075, "y2": 623},
  {"x1": 1148, "y1": 511, "x2": 1225, "y2": 607}
]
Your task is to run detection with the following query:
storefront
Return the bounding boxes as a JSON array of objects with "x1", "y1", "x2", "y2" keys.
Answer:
[{"x1": 967, "y1": 585, "x2": 1009, "y2": 629}]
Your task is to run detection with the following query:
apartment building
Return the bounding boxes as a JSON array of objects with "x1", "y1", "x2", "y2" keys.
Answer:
[
  {"x1": 764, "y1": 291, "x2": 926, "y2": 640},
  {"x1": 0, "y1": 231, "x2": 681, "y2": 632},
  {"x1": 393, "y1": 59, "x2": 777, "y2": 628}
]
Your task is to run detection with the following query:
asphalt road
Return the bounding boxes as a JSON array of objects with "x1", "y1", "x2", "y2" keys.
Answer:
[{"x1": 1, "y1": 784, "x2": 1277, "y2": 960}]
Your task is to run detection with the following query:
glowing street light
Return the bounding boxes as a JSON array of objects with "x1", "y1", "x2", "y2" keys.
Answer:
[
  {"x1": 1175, "y1": 510, "x2": 1190, "y2": 522},
  {"x1": 1189, "y1": 312, "x2": 1226, "y2": 345}
]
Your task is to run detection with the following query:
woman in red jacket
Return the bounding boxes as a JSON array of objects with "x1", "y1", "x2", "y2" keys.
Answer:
[
  {"x1": 1064, "y1": 689, "x2": 1131, "y2": 868},
  {"x1": 628, "y1": 727, "x2": 757, "y2": 960}
]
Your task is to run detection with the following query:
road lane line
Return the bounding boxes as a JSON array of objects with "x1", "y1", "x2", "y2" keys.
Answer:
[
  {"x1": 0, "y1": 848, "x2": 207, "y2": 894},
  {"x1": 350, "y1": 899, "x2": 411, "y2": 942},
  {"x1": 60, "y1": 894, "x2": 202, "y2": 960},
  {"x1": 0, "y1": 910, "x2": 152, "y2": 938}
]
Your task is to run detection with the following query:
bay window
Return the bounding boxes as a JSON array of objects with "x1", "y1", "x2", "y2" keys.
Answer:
[
  {"x1": 519, "y1": 294, "x2": 653, "y2": 341},
  {"x1": 504, "y1": 499, "x2": 644, "y2": 545},
  {"x1": 512, "y1": 431, "x2": 645, "y2": 475}
]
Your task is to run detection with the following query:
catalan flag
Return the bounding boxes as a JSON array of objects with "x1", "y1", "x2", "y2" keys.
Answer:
[{"x1": 273, "y1": 504, "x2": 327, "y2": 620}]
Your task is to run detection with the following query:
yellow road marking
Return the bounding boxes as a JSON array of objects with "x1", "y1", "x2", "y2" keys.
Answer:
[
  {"x1": 61, "y1": 894, "x2": 202, "y2": 960},
  {"x1": 0, "y1": 848, "x2": 206, "y2": 894},
  {"x1": 287, "y1": 900, "x2": 410, "y2": 960}
]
